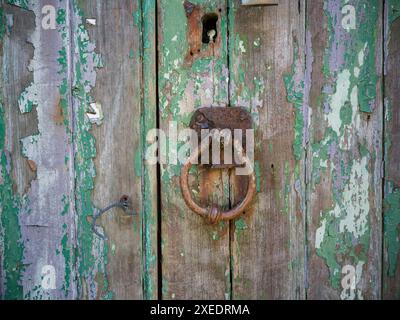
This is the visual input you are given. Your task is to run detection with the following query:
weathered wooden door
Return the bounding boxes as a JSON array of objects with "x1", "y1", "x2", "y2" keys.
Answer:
[{"x1": 0, "y1": 0, "x2": 399, "y2": 300}]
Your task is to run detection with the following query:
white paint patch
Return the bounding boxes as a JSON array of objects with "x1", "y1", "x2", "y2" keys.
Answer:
[
  {"x1": 18, "y1": 83, "x2": 39, "y2": 113},
  {"x1": 86, "y1": 18, "x2": 96, "y2": 26},
  {"x1": 339, "y1": 157, "x2": 369, "y2": 238},
  {"x1": 325, "y1": 69, "x2": 351, "y2": 136},
  {"x1": 253, "y1": 37, "x2": 261, "y2": 47},
  {"x1": 358, "y1": 43, "x2": 367, "y2": 66},
  {"x1": 21, "y1": 134, "x2": 40, "y2": 159},
  {"x1": 317, "y1": 156, "x2": 369, "y2": 249},
  {"x1": 315, "y1": 217, "x2": 326, "y2": 249},
  {"x1": 238, "y1": 40, "x2": 246, "y2": 54},
  {"x1": 86, "y1": 102, "x2": 103, "y2": 125},
  {"x1": 325, "y1": 42, "x2": 368, "y2": 150}
]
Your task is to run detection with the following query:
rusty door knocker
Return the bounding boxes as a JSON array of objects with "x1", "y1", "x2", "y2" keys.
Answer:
[{"x1": 180, "y1": 107, "x2": 257, "y2": 224}]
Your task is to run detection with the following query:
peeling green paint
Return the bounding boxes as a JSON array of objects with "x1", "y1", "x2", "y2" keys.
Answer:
[
  {"x1": 352, "y1": 2, "x2": 379, "y2": 114},
  {"x1": 228, "y1": 1, "x2": 265, "y2": 116},
  {"x1": 0, "y1": 104, "x2": 24, "y2": 300},
  {"x1": 18, "y1": 84, "x2": 38, "y2": 114},
  {"x1": 71, "y1": 1, "x2": 111, "y2": 299},
  {"x1": 0, "y1": 6, "x2": 6, "y2": 42},
  {"x1": 235, "y1": 217, "x2": 248, "y2": 231},
  {"x1": 140, "y1": 0, "x2": 157, "y2": 300},
  {"x1": 61, "y1": 223, "x2": 71, "y2": 296},
  {"x1": 388, "y1": 0, "x2": 400, "y2": 24},
  {"x1": 0, "y1": 5, "x2": 24, "y2": 300},
  {"x1": 284, "y1": 41, "x2": 304, "y2": 162},
  {"x1": 311, "y1": 1, "x2": 380, "y2": 297},
  {"x1": 384, "y1": 183, "x2": 400, "y2": 277},
  {"x1": 57, "y1": 7, "x2": 71, "y2": 135},
  {"x1": 254, "y1": 161, "x2": 261, "y2": 193},
  {"x1": 281, "y1": 161, "x2": 291, "y2": 215},
  {"x1": 6, "y1": 0, "x2": 29, "y2": 10}
]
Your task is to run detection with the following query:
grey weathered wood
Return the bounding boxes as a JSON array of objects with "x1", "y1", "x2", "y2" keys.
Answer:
[
  {"x1": 229, "y1": 0, "x2": 306, "y2": 299},
  {"x1": 0, "y1": 0, "x2": 396, "y2": 301},
  {"x1": 77, "y1": 0, "x2": 146, "y2": 299},
  {"x1": 158, "y1": 0, "x2": 231, "y2": 299},
  {"x1": 383, "y1": 0, "x2": 400, "y2": 300},
  {"x1": 306, "y1": 0, "x2": 383, "y2": 300},
  {"x1": 1, "y1": 0, "x2": 77, "y2": 299}
]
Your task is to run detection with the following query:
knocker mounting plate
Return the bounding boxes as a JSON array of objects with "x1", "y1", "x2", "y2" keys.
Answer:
[{"x1": 189, "y1": 106, "x2": 252, "y2": 169}]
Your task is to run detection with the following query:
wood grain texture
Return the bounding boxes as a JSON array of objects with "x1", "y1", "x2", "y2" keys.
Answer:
[
  {"x1": 1, "y1": 0, "x2": 77, "y2": 299},
  {"x1": 383, "y1": 0, "x2": 400, "y2": 300},
  {"x1": 77, "y1": 0, "x2": 146, "y2": 300},
  {"x1": 306, "y1": 0, "x2": 383, "y2": 300},
  {"x1": 0, "y1": 0, "x2": 398, "y2": 301},
  {"x1": 228, "y1": 0, "x2": 306, "y2": 299},
  {"x1": 158, "y1": 0, "x2": 231, "y2": 299},
  {"x1": 140, "y1": 0, "x2": 159, "y2": 300},
  {"x1": 0, "y1": 0, "x2": 158, "y2": 300},
  {"x1": 0, "y1": 1, "x2": 37, "y2": 299}
]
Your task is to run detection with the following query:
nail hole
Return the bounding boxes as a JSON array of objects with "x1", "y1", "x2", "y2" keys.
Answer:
[
  {"x1": 202, "y1": 13, "x2": 218, "y2": 44},
  {"x1": 271, "y1": 164, "x2": 274, "y2": 169},
  {"x1": 190, "y1": 51, "x2": 193, "y2": 56}
]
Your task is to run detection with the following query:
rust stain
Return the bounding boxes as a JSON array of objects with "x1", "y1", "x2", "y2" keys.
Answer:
[
  {"x1": 26, "y1": 159, "x2": 37, "y2": 172},
  {"x1": 53, "y1": 94, "x2": 64, "y2": 125},
  {"x1": 183, "y1": 1, "x2": 221, "y2": 65}
]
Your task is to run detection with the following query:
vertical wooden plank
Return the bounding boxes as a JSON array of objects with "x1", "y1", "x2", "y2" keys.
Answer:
[
  {"x1": 158, "y1": 0, "x2": 231, "y2": 299},
  {"x1": 228, "y1": 0, "x2": 306, "y2": 299},
  {"x1": 383, "y1": 0, "x2": 400, "y2": 300},
  {"x1": 1, "y1": 0, "x2": 77, "y2": 299},
  {"x1": 75, "y1": 0, "x2": 152, "y2": 300},
  {"x1": 0, "y1": 0, "x2": 36, "y2": 299},
  {"x1": 70, "y1": 0, "x2": 111, "y2": 299},
  {"x1": 140, "y1": 0, "x2": 159, "y2": 300},
  {"x1": 307, "y1": 0, "x2": 383, "y2": 299}
]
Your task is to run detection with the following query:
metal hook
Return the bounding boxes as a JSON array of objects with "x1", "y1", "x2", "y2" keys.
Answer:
[{"x1": 92, "y1": 195, "x2": 135, "y2": 240}]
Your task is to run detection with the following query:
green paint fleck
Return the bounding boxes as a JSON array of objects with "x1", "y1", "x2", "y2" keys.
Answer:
[
  {"x1": 282, "y1": 161, "x2": 290, "y2": 215},
  {"x1": 283, "y1": 41, "x2": 304, "y2": 162},
  {"x1": 0, "y1": 7, "x2": 6, "y2": 42},
  {"x1": 235, "y1": 217, "x2": 248, "y2": 231},
  {"x1": 0, "y1": 105, "x2": 24, "y2": 299},
  {"x1": 254, "y1": 161, "x2": 261, "y2": 193},
  {"x1": 6, "y1": 0, "x2": 29, "y2": 10},
  {"x1": 134, "y1": 149, "x2": 142, "y2": 177},
  {"x1": 61, "y1": 224, "x2": 71, "y2": 296},
  {"x1": 384, "y1": 183, "x2": 400, "y2": 277},
  {"x1": 71, "y1": 2, "x2": 111, "y2": 299},
  {"x1": 311, "y1": 2, "x2": 379, "y2": 294}
]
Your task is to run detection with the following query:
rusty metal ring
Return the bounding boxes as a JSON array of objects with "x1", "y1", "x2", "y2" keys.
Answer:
[{"x1": 180, "y1": 139, "x2": 256, "y2": 223}]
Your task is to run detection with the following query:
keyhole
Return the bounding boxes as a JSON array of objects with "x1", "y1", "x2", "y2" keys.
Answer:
[{"x1": 202, "y1": 13, "x2": 218, "y2": 44}]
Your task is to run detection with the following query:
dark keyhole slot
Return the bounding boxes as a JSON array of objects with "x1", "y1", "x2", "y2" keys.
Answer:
[{"x1": 202, "y1": 13, "x2": 218, "y2": 44}]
